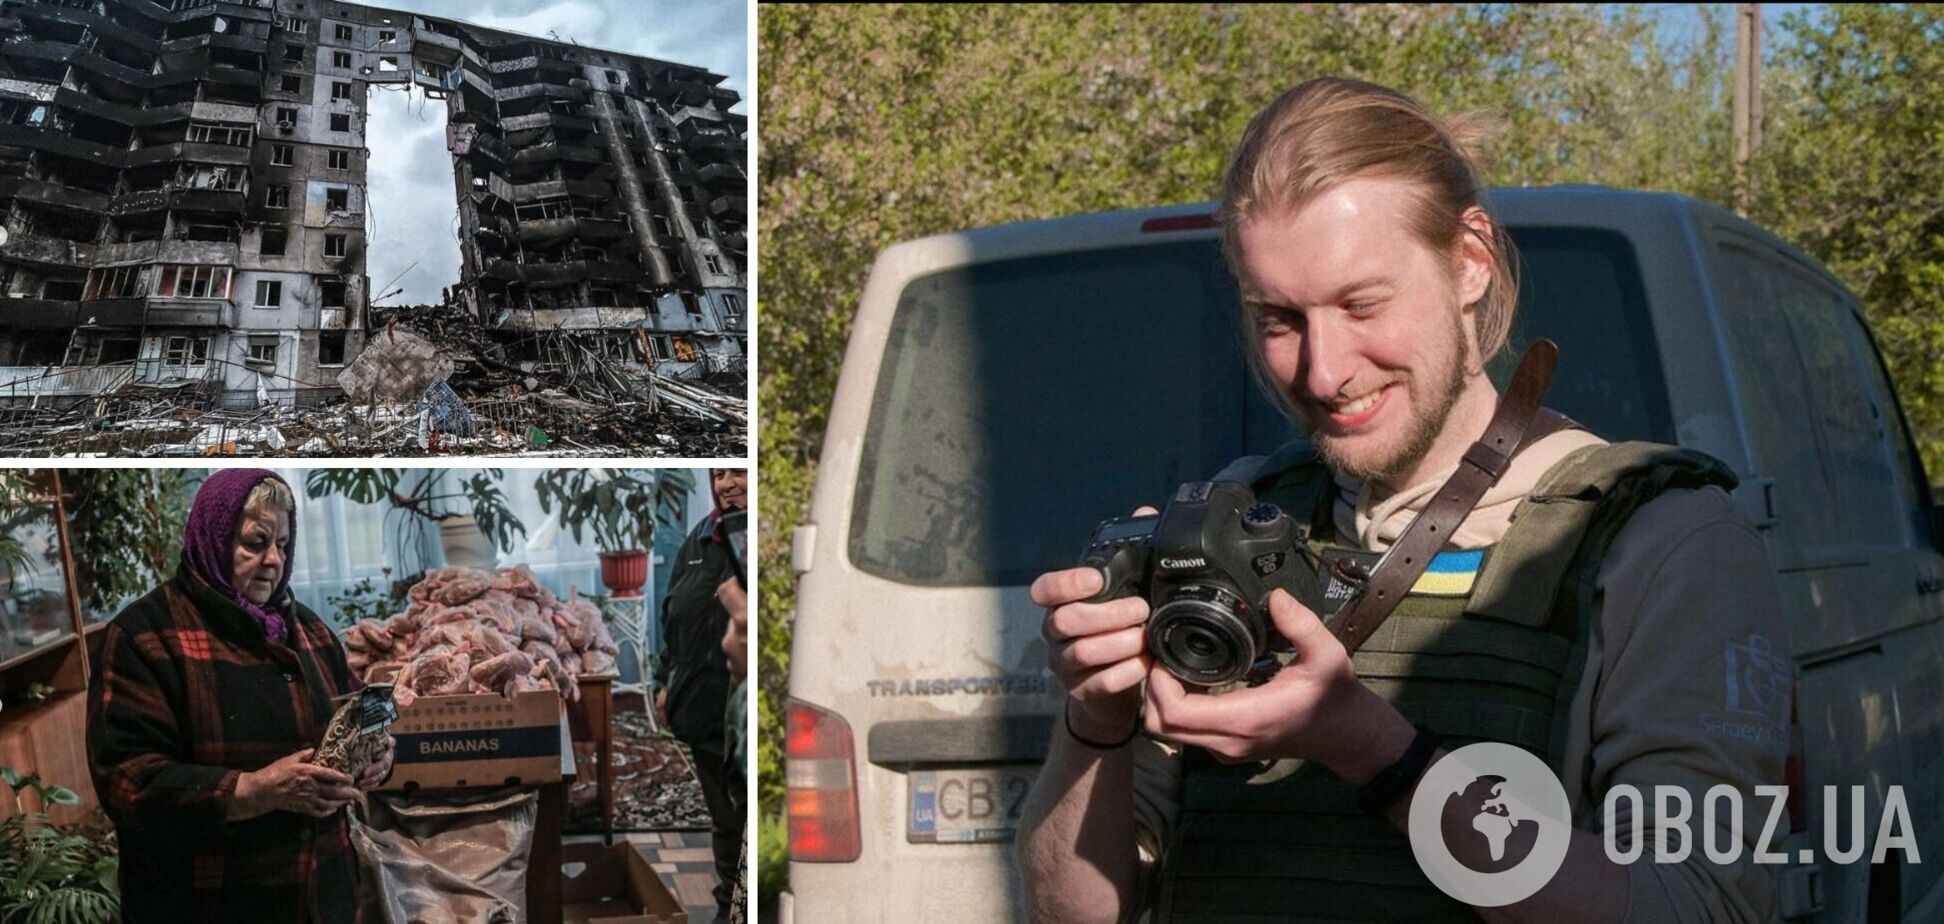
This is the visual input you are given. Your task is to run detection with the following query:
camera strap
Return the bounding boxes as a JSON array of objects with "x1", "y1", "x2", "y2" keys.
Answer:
[{"x1": 1327, "y1": 338, "x2": 1563, "y2": 655}]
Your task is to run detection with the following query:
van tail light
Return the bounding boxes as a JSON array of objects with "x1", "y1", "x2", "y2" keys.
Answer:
[
  {"x1": 787, "y1": 698, "x2": 862, "y2": 862},
  {"x1": 1786, "y1": 690, "x2": 1807, "y2": 831}
]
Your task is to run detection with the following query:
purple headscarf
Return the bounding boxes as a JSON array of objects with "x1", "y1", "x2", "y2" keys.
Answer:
[{"x1": 181, "y1": 468, "x2": 295, "y2": 646}]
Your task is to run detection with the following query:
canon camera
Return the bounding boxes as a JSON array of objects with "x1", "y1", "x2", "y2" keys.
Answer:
[{"x1": 1079, "y1": 481, "x2": 1336, "y2": 686}]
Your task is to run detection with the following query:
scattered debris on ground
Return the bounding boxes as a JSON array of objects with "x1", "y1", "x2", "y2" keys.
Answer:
[
  {"x1": 0, "y1": 309, "x2": 746, "y2": 457},
  {"x1": 567, "y1": 709, "x2": 711, "y2": 833}
]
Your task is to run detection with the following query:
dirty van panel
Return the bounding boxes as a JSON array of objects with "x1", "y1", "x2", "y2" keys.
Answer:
[{"x1": 848, "y1": 241, "x2": 1254, "y2": 587}]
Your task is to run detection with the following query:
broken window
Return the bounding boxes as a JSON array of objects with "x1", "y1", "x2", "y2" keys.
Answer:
[
  {"x1": 333, "y1": 51, "x2": 352, "y2": 69},
  {"x1": 719, "y1": 292, "x2": 742, "y2": 323},
  {"x1": 378, "y1": 57, "x2": 399, "y2": 72},
  {"x1": 248, "y1": 337, "x2": 278, "y2": 365},
  {"x1": 325, "y1": 234, "x2": 346, "y2": 257},
  {"x1": 331, "y1": 80, "x2": 353, "y2": 101},
  {"x1": 154, "y1": 265, "x2": 232, "y2": 299},
  {"x1": 334, "y1": 23, "x2": 353, "y2": 41},
  {"x1": 284, "y1": 44, "x2": 303, "y2": 63},
  {"x1": 276, "y1": 106, "x2": 298, "y2": 125},
  {"x1": 326, "y1": 187, "x2": 349, "y2": 211},
  {"x1": 605, "y1": 69, "x2": 619, "y2": 84},
  {"x1": 265, "y1": 184, "x2": 289, "y2": 208},
  {"x1": 163, "y1": 336, "x2": 211, "y2": 365},
  {"x1": 378, "y1": 29, "x2": 396, "y2": 43},
  {"x1": 83, "y1": 265, "x2": 143, "y2": 300},
  {"x1": 328, "y1": 148, "x2": 350, "y2": 170},
  {"x1": 282, "y1": 18, "x2": 310, "y2": 35},
  {"x1": 182, "y1": 164, "x2": 245, "y2": 191},
  {"x1": 254, "y1": 279, "x2": 281, "y2": 308},
  {"x1": 329, "y1": 112, "x2": 350, "y2": 132},
  {"x1": 649, "y1": 335, "x2": 671, "y2": 360},
  {"x1": 319, "y1": 330, "x2": 347, "y2": 365},
  {"x1": 41, "y1": 279, "x2": 84, "y2": 300},
  {"x1": 281, "y1": 75, "x2": 302, "y2": 93},
  {"x1": 702, "y1": 251, "x2": 725, "y2": 276},
  {"x1": 680, "y1": 291, "x2": 703, "y2": 320},
  {"x1": 186, "y1": 121, "x2": 253, "y2": 146},
  {"x1": 271, "y1": 144, "x2": 294, "y2": 166},
  {"x1": 320, "y1": 278, "x2": 347, "y2": 306},
  {"x1": 261, "y1": 226, "x2": 287, "y2": 255}
]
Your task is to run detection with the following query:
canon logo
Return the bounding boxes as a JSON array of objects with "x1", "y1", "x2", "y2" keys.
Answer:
[{"x1": 1159, "y1": 557, "x2": 1207, "y2": 570}]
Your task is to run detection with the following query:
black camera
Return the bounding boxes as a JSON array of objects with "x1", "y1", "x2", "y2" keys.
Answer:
[{"x1": 1080, "y1": 481, "x2": 1330, "y2": 686}]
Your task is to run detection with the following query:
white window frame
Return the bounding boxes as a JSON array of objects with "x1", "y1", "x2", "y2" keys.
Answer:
[
  {"x1": 328, "y1": 148, "x2": 350, "y2": 170},
  {"x1": 254, "y1": 279, "x2": 282, "y2": 309},
  {"x1": 265, "y1": 184, "x2": 289, "y2": 208},
  {"x1": 324, "y1": 234, "x2": 347, "y2": 258},
  {"x1": 271, "y1": 144, "x2": 294, "y2": 166}
]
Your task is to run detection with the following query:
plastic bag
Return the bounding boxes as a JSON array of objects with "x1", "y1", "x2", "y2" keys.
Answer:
[{"x1": 350, "y1": 786, "x2": 537, "y2": 924}]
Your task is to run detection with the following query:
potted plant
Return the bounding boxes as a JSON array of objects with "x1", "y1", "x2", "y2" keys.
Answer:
[
  {"x1": 0, "y1": 767, "x2": 119, "y2": 924},
  {"x1": 304, "y1": 469, "x2": 527, "y2": 570},
  {"x1": 535, "y1": 469, "x2": 694, "y2": 598},
  {"x1": 58, "y1": 469, "x2": 195, "y2": 619}
]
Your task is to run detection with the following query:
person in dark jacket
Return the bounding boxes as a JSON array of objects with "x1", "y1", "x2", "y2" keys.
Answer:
[
  {"x1": 654, "y1": 466, "x2": 746, "y2": 922},
  {"x1": 87, "y1": 469, "x2": 393, "y2": 924}
]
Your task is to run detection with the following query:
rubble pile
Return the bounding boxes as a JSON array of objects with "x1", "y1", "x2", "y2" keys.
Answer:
[
  {"x1": 0, "y1": 310, "x2": 747, "y2": 457},
  {"x1": 346, "y1": 565, "x2": 620, "y2": 704}
]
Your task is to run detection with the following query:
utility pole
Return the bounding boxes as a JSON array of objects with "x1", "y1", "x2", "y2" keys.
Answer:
[{"x1": 1733, "y1": 3, "x2": 1763, "y2": 214}]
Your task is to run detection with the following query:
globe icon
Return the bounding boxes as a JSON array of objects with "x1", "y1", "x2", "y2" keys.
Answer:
[{"x1": 1440, "y1": 774, "x2": 1541, "y2": 874}]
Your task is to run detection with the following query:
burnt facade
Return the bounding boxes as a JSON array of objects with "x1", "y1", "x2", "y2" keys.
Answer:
[{"x1": 0, "y1": 0, "x2": 747, "y2": 409}]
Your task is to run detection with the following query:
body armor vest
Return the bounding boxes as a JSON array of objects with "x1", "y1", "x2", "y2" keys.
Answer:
[{"x1": 1149, "y1": 439, "x2": 1737, "y2": 923}]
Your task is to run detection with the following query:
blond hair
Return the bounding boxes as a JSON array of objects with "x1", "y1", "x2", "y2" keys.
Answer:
[{"x1": 1219, "y1": 77, "x2": 1520, "y2": 375}]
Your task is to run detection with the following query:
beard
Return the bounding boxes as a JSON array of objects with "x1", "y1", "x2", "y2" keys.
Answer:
[{"x1": 1296, "y1": 307, "x2": 1471, "y2": 486}]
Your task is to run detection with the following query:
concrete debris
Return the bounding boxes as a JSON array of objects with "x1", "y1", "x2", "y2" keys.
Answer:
[{"x1": 0, "y1": 308, "x2": 745, "y2": 457}]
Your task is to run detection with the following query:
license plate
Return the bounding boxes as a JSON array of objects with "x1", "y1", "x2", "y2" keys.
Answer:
[{"x1": 907, "y1": 766, "x2": 1036, "y2": 844}]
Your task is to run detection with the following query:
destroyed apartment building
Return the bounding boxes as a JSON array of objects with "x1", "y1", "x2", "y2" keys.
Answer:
[{"x1": 0, "y1": 0, "x2": 747, "y2": 420}]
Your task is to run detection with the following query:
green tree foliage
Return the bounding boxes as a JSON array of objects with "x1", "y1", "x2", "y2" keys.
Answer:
[
  {"x1": 758, "y1": 2, "x2": 1944, "y2": 881},
  {"x1": 1749, "y1": 4, "x2": 1944, "y2": 464}
]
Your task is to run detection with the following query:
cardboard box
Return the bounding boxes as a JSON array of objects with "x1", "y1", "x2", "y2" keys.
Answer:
[
  {"x1": 382, "y1": 687, "x2": 569, "y2": 790},
  {"x1": 560, "y1": 841, "x2": 690, "y2": 924}
]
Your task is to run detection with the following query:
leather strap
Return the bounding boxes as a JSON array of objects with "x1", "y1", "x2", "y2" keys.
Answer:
[{"x1": 1327, "y1": 339, "x2": 1561, "y2": 655}]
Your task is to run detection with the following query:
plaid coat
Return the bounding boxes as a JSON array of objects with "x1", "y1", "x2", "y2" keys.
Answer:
[{"x1": 87, "y1": 570, "x2": 359, "y2": 924}]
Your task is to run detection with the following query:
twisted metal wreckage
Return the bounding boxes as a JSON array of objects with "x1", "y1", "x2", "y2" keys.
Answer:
[{"x1": 0, "y1": 0, "x2": 748, "y2": 456}]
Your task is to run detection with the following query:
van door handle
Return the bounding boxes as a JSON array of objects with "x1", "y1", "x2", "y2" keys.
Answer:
[{"x1": 1733, "y1": 477, "x2": 1778, "y2": 529}]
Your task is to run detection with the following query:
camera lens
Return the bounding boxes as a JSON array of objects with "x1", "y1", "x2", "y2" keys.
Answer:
[{"x1": 1147, "y1": 585, "x2": 1261, "y2": 686}]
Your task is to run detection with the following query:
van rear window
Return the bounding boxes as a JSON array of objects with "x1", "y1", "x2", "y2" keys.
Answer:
[{"x1": 850, "y1": 228, "x2": 1670, "y2": 587}]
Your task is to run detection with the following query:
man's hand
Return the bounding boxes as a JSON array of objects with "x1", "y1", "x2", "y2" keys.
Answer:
[
  {"x1": 719, "y1": 577, "x2": 748, "y2": 679},
  {"x1": 230, "y1": 748, "x2": 360, "y2": 820},
  {"x1": 354, "y1": 736, "x2": 395, "y2": 791},
  {"x1": 1031, "y1": 506, "x2": 1158, "y2": 744},
  {"x1": 1143, "y1": 588, "x2": 1412, "y2": 778}
]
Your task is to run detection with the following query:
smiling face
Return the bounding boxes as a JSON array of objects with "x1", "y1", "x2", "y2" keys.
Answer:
[
  {"x1": 1237, "y1": 176, "x2": 1498, "y2": 489},
  {"x1": 712, "y1": 468, "x2": 748, "y2": 511},
  {"x1": 231, "y1": 505, "x2": 292, "y2": 606}
]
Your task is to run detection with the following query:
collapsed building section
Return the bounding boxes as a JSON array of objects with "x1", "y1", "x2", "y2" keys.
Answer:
[{"x1": 0, "y1": 0, "x2": 746, "y2": 422}]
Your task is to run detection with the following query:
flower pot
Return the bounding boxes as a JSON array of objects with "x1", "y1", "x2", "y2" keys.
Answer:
[{"x1": 599, "y1": 550, "x2": 649, "y2": 598}]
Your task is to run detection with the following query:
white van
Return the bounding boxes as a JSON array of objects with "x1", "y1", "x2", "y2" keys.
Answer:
[{"x1": 781, "y1": 188, "x2": 1944, "y2": 922}]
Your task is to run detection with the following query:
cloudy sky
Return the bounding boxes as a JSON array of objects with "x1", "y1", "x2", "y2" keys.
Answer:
[{"x1": 360, "y1": 0, "x2": 747, "y2": 305}]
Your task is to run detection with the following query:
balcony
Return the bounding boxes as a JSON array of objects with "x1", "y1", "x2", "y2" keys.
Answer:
[
  {"x1": 0, "y1": 176, "x2": 113, "y2": 213},
  {"x1": 693, "y1": 162, "x2": 744, "y2": 190},
  {"x1": 708, "y1": 195, "x2": 746, "y2": 219},
  {"x1": 0, "y1": 363, "x2": 135, "y2": 400}
]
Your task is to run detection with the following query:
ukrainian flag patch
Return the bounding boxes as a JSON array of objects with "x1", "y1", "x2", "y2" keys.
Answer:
[{"x1": 1410, "y1": 549, "x2": 1484, "y2": 596}]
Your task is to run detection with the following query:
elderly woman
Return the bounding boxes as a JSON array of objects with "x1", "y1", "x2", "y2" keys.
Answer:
[{"x1": 86, "y1": 469, "x2": 392, "y2": 924}]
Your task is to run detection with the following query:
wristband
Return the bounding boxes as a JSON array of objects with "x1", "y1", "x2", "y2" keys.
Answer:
[
  {"x1": 1064, "y1": 702, "x2": 1139, "y2": 750},
  {"x1": 1356, "y1": 724, "x2": 1442, "y2": 816}
]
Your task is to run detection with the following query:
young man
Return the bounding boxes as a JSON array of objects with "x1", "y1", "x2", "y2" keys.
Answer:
[
  {"x1": 656, "y1": 467, "x2": 748, "y2": 923},
  {"x1": 1017, "y1": 78, "x2": 1790, "y2": 924}
]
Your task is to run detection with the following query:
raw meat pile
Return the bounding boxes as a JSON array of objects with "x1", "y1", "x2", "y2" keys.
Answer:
[{"x1": 343, "y1": 565, "x2": 621, "y2": 704}]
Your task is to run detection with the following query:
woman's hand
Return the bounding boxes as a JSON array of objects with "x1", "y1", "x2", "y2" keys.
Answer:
[
  {"x1": 355, "y1": 736, "x2": 396, "y2": 791},
  {"x1": 229, "y1": 748, "x2": 360, "y2": 820}
]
